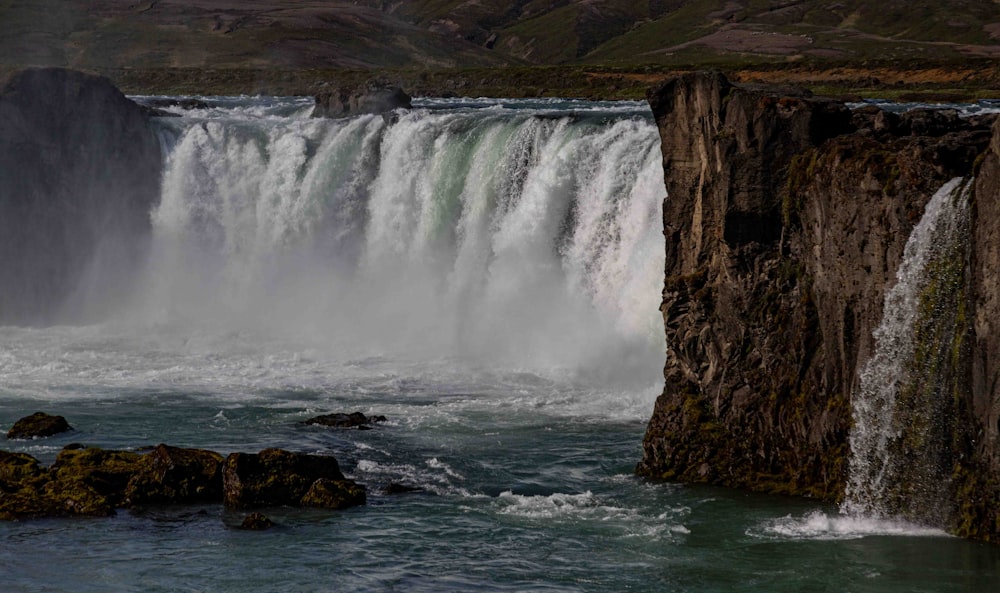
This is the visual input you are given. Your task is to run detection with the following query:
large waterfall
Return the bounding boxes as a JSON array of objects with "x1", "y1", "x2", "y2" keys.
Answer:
[
  {"x1": 134, "y1": 97, "x2": 665, "y2": 388},
  {"x1": 843, "y1": 177, "x2": 972, "y2": 522}
]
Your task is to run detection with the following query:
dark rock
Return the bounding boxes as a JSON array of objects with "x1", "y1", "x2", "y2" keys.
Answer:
[
  {"x1": 49, "y1": 447, "x2": 143, "y2": 509},
  {"x1": 384, "y1": 482, "x2": 423, "y2": 495},
  {"x1": 1, "y1": 447, "x2": 142, "y2": 519},
  {"x1": 140, "y1": 97, "x2": 210, "y2": 110},
  {"x1": 0, "y1": 68, "x2": 162, "y2": 325},
  {"x1": 303, "y1": 412, "x2": 386, "y2": 429},
  {"x1": 222, "y1": 448, "x2": 347, "y2": 509},
  {"x1": 239, "y1": 512, "x2": 274, "y2": 530},
  {"x1": 300, "y1": 477, "x2": 366, "y2": 509},
  {"x1": 639, "y1": 72, "x2": 996, "y2": 512},
  {"x1": 312, "y1": 82, "x2": 411, "y2": 118},
  {"x1": 125, "y1": 444, "x2": 224, "y2": 505},
  {"x1": 6, "y1": 412, "x2": 72, "y2": 440},
  {"x1": 0, "y1": 450, "x2": 46, "y2": 492},
  {"x1": 899, "y1": 108, "x2": 962, "y2": 136}
]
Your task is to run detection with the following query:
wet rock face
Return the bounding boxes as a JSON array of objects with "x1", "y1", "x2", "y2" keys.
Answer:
[
  {"x1": 6, "y1": 412, "x2": 72, "y2": 440},
  {"x1": 125, "y1": 444, "x2": 224, "y2": 506},
  {"x1": 0, "y1": 68, "x2": 162, "y2": 325},
  {"x1": 222, "y1": 448, "x2": 351, "y2": 509},
  {"x1": 312, "y1": 83, "x2": 411, "y2": 118},
  {"x1": 639, "y1": 72, "x2": 995, "y2": 510},
  {"x1": 300, "y1": 477, "x2": 366, "y2": 510}
]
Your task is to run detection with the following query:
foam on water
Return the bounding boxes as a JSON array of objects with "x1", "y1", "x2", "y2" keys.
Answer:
[{"x1": 751, "y1": 511, "x2": 950, "y2": 541}]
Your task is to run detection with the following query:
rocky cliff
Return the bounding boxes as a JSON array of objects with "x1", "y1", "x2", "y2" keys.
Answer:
[
  {"x1": 638, "y1": 71, "x2": 1000, "y2": 540},
  {"x1": 0, "y1": 68, "x2": 162, "y2": 324}
]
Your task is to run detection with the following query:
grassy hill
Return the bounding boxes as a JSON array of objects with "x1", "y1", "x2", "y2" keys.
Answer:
[{"x1": 2, "y1": 0, "x2": 1000, "y2": 96}]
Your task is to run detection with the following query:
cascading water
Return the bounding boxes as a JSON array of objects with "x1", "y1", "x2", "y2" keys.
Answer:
[
  {"x1": 140, "y1": 97, "x2": 666, "y2": 389},
  {"x1": 843, "y1": 177, "x2": 972, "y2": 522},
  {"x1": 6, "y1": 97, "x2": 1000, "y2": 593}
]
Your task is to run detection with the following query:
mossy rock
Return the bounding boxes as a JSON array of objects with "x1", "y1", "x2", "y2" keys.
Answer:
[
  {"x1": 40, "y1": 478, "x2": 115, "y2": 517},
  {"x1": 49, "y1": 447, "x2": 142, "y2": 508},
  {"x1": 300, "y1": 478, "x2": 366, "y2": 510},
  {"x1": 125, "y1": 444, "x2": 224, "y2": 506},
  {"x1": 6, "y1": 412, "x2": 72, "y2": 440},
  {"x1": 0, "y1": 450, "x2": 46, "y2": 491},
  {"x1": 222, "y1": 448, "x2": 346, "y2": 509}
]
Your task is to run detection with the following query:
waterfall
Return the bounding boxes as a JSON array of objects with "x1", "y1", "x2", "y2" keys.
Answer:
[
  {"x1": 137, "y1": 98, "x2": 666, "y2": 385},
  {"x1": 843, "y1": 177, "x2": 971, "y2": 522}
]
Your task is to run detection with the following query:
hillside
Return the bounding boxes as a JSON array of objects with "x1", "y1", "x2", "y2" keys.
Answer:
[{"x1": 3, "y1": 0, "x2": 1000, "y2": 95}]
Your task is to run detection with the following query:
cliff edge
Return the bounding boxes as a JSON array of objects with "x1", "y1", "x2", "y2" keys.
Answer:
[
  {"x1": 639, "y1": 72, "x2": 1000, "y2": 540},
  {"x1": 0, "y1": 68, "x2": 162, "y2": 324}
]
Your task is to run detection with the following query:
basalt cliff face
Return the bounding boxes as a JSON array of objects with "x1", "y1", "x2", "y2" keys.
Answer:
[
  {"x1": 638, "y1": 72, "x2": 1000, "y2": 540},
  {"x1": 0, "y1": 68, "x2": 162, "y2": 324}
]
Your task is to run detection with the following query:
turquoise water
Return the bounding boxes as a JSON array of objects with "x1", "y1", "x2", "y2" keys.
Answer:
[
  {"x1": 2, "y1": 326, "x2": 998, "y2": 593},
  {"x1": 2, "y1": 97, "x2": 999, "y2": 591}
]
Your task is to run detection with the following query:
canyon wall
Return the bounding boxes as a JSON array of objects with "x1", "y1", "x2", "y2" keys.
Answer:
[
  {"x1": 0, "y1": 68, "x2": 162, "y2": 324},
  {"x1": 638, "y1": 72, "x2": 1000, "y2": 539}
]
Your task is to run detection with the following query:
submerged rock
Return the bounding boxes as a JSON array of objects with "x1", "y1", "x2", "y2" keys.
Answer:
[
  {"x1": 6, "y1": 412, "x2": 72, "y2": 440},
  {"x1": 312, "y1": 82, "x2": 411, "y2": 118},
  {"x1": 239, "y1": 512, "x2": 275, "y2": 530},
  {"x1": 384, "y1": 482, "x2": 423, "y2": 495},
  {"x1": 303, "y1": 412, "x2": 387, "y2": 430},
  {"x1": 222, "y1": 448, "x2": 354, "y2": 509}
]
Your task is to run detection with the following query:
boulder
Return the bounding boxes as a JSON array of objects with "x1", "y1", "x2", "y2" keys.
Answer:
[
  {"x1": 0, "y1": 450, "x2": 46, "y2": 491},
  {"x1": 125, "y1": 444, "x2": 224, "y2": 505},
  {"x1": 312, "y1": 83, "x2": 411, "y2": 118},
  {"x1": 303, "y1": 412, "x2": 386, "y2": 429},
  {"x1": 300, "y1": 477, "x2": 366, "y2": 509},
  {"x1": 6, "y1": 412, "x2": 72, "y2": 440},
  {"x1": 49, "y1": 447, "x2": 142, "y2": 509},
  {"x1": 222, "y1": 448, "x2": 348, "y2": 509}
]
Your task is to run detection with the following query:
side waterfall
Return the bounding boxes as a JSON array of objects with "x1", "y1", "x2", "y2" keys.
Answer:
[
  {"x1": 843, "y1": 177, "x2": 971, "y2": 523},
  {"x1": 139, "y1": 100, "x2": 666, "y2": 385}
]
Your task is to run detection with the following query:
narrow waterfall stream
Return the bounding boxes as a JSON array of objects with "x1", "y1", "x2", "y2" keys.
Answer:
[{"x1": 843, "y1": 177, "x2": 972, "y2": 522}]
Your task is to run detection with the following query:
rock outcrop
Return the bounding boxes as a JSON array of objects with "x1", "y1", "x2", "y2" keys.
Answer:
[
  {"x1": 303, "y1": 412, "x2": 387, "y2": 430},
  {"x1": 312, "y1": 82, "x2": 411, "y2": 118},
  {"x1": 222, "y1": 448, "x2": 364, "y2": 510},
  {"x1": 124, "y1": 444, "x2": 224, "y2": 506},
  {"x1": 0, "y1": 68, "x2": 162, "y2": 325},
  {"x1": 0, "y1": 444, "x2": 364, "y2": 520},
  {"x1": 6, "y1": 412, "x2": 73, "y2": 440},
  {"x1": 638, "y1": 72, "x2": 1000, "y2": 540}
]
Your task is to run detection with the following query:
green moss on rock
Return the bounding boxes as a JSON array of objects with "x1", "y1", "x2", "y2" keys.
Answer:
[
  {"x1": 5, "y1": 412, "x2": 72, "y2": 440},
  {"x1": 300, "y1": 478, "x2": 366, "y2": 510},
  {"x1": 125, "y1": 444, "x2": 224, "y2": 506}
]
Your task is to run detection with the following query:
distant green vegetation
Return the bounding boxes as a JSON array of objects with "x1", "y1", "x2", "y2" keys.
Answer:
[{"x1": 3, "y1": 0, "x2": 1000, "y2": 98}]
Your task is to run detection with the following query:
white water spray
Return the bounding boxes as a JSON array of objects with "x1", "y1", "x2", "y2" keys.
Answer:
[{"x1": 139, "y1": 99, "x2": 666, "y2": 387}]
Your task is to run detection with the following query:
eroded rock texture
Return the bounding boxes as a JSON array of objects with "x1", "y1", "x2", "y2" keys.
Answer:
[{"x1": 638, "y1": 72, "x2": 999, "y2": 539}]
